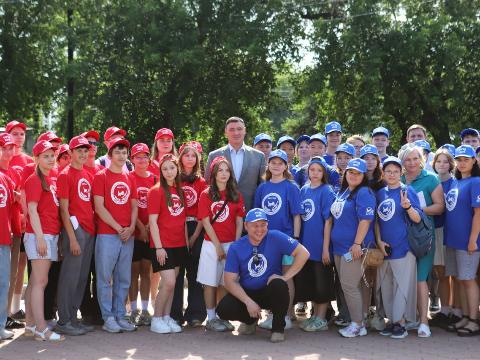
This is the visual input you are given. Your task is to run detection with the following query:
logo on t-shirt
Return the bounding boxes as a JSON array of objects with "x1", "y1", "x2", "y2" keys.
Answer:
[
  {"x1": 50, "y1": 184, "x2": 59, "y2": 207},
  {"x1": 330, "y1": 199, "x2": 345, "y2": 219},
  {"x1": 137, "y1": 187, "x2": 149, "y2": 209},
  {"x1": 301, "y1": 199, "x2": 315, "y2": 221},
  {"x1": 0, "y1": 184, "x2": 7, "y2": 208},
  {"x1": 262, "y1": 193, "x2": 282, "y2": 215},
  {"x1": 211, "y1": 201, "x2": 229, "y2": 223},
  {"x1": 77, "y1": 178, "x2": 91, "y2": 202},
  {"x1": 110, "y1": 181, "x2": 130, "y2": 205},
  {"x1": 445, "y1": 188, "x2": 458, "y2": 212},
  {"x1": 247, "y1": 253, "x2": 268, "y2": 278},
  {"x1": 377, "y1": 198, "x2": 395, "y2": 221},
  {"x1": 168, "y1": 194, "x2": 184, "y2": 216},
  {"x1": 183, "y1": 186, "x2": 197, "y2": 208}
]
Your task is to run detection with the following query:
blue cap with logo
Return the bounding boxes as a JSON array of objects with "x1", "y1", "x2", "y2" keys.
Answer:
[
  {"x1": 414, "y1": 140, "x2": 431, "y2": 153},
  {"x1": 325, "y1": 121, "x2": 342, "y2": 134},
  {"x1": 335, "y1": 143, "x2": 355, "y2": 157},
  {"x1": 440, "y1": 144, "x2": 456, "y2": 157},
  {"x1": 346, "y1": 158, "x2": 367, "y2": 173},
  {"x1": 460, "y1": 128, "x2": 479, "y2": 139},
  {"x1": 296, "y1": 134, "x2": 310, "y2": 144},
  {"x1": 309, "y1": 133, "x2": 327, "y2": 145},
  {"x1": 276, "y1": 135, "x2": 296, "y2": 148},
  {"x1": 245, "y1": 208, "x2": 269, "y2": 223},
  {"x1": 268, "y1": 149, "x2": 288, "y2": 163},
  {"x1": 382, "y1": 156, "x2": 402, "y2": 170},
  {"x1": 253, "y1": 133, "x2": 272, "y2": 146},
  {"x1": 455, "y1": 145, "x2": 476, "y2": 158},
  {"x1": 371, "y1": 126, "x2": 390, "y2": 138},
  {"x1": 360, "y1": 144, "x2": 379, "y2": 158}
]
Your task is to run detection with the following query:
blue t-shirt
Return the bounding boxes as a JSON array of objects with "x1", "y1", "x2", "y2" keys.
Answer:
[
  {"x1": 254, "y1": 179, "x2": 302, "y2": 236},
  {"x1": 376, "y1": 185, "x2": 421, "y2": 259},
  {"x1": 324, "y1": 154, "x2": 335, "y2": 166},
  {"x1": 434, "y1": 177, "x2": 453, "y2": 229},
  {"x1": 330, "y1": 186, "x2": 376, "y2": 256},
  {"x1": 444, "y1": 177, "x2": 480, "y2": 251},
  {"x1": 225, "y1": 230, "x2": 299, "y2": 290},
  {"x1": 300, "y1": 183, "x2": 335, "y2": 261}
]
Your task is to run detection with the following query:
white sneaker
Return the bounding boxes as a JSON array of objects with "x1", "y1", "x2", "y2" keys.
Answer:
[
  {"x1": 259, "y1": 314, "x2": 273, "y2": 330},
  {"x1": 150, "y1": 317, "x2": 171, "y2": 334},
  {"x1": 339, "y1": 322, "x2": 367, "y2": 338},
  {"x1": 102, "y1": 317, "x2": 122, "y2": 333},
  {"x1": 284, "y1": 316, "x2": 292, "y2": 330},
  {"x1": 165, "y1": 317, "x2": 182, "y2": 333}
]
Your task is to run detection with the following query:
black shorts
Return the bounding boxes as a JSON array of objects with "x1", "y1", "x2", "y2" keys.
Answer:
[
  {"x1": 132, "y1": 239, "x2": 151, "y2": 262},
  {"x1": 294, "y1": 260, "x2": 335, "y2": 304},
  {"x1": 151, "y1": 246, "x2": 188, "y2": 273}
]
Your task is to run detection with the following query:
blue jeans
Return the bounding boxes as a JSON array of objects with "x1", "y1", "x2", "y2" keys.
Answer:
[
  {"x1": 95, "y1": 234, "x2": 134, "y2": 320},
  {"x1": 0, "y1": 245, "x2": 11, "y2": 329}
]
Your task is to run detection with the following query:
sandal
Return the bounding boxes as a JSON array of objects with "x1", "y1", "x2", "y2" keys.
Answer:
[
  {"x1": 417, "y1": 323, "x2": 431, "y2": 338},
  {"x1": 35, "y1": 327, "x2": 65, "y2": 342},
  {"x1": 24, "y1": 325, "x2": 36, "y2": 337},
  {"x1": 457, "y1": 318, "x2": 480, "y2": 337},
  {"x1": 447, "y1": 315, "x2": 468, "y2": 332}
]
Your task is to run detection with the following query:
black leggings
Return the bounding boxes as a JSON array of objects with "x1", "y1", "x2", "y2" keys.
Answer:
[{"x1": 216, "y1": 278, "x2": 289, "y2": 333}]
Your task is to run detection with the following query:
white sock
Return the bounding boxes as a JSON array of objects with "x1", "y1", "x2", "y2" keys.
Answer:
[
  {"x1": 207, "y1": 308, "x2": 216, "y2": 321},
  {"x1": 11, "y1": 293, "x2": 21, "y2": 314},
  {"x1": 440, "y1": 306, "x2": 451, "y2": 316},
  {"x1": 131, "y1": 301, "x2": 138, "y2": 311},
  {"x1": 452, "y1": 308, "x2": 462, "y2": 318},
  {"x1": 141, "y1": 301, "x2": 149, "y2": 311}
]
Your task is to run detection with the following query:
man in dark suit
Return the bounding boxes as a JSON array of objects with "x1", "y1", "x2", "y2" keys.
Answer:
[{"x1": 205, "y1": 117, "x2": 266, "y2": 211}]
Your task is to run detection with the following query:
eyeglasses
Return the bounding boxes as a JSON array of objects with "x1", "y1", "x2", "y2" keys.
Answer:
[
  {"x1": 252, "y1": 246, "x2": 260, "y2": 266},
  {"x1": 88, "y1": 141, "x2": 98, "y2": 146}
]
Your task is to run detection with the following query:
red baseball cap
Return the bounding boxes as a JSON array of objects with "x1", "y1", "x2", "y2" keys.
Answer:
[
  {"x1": 32, "y1": 141, "x2": 55, "y2": 157},
  {"x1": 155, "y1": 128, "x2": 174, "y2": 141},
  {"x1": 107, "y1": 138, "x2": 130, "y2": 153},
  {"x1": 0, "y1": 133, "x2": 18, "y2": 147},
  {"x1": 179, "y1": 141, "x2": 203, "y2": 155},
  {"x1": 5, "y1": 120, "x2": 27, "y2": 133},
  {"x1": 131, "y1": 143, "x2": 150, "y2": 158},
  {"x1": 69, "y1": 135, "x2": 92, "y2": 150},
  {"x1": 57, "y1": 144, "x2": 70, "y2": 156},
  {"x1": 37, "y1": 131, "x2": 62, "y2": 144},
  {"x1": 81, "y1": 130, "x2": 100, "y2": 142},
  {"x1": 104, "y1": 126, "x2": 126, "y2": 141},
  {"x1": 209, "y1": 156, "x2": 228, "y2": 175}
]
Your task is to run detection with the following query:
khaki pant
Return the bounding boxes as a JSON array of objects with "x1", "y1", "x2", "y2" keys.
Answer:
[{"x1": 334, "y1": 255, "x2": 364, "y2": 323}]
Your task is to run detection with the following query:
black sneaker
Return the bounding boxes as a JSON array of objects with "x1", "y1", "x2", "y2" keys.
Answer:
[
  {"x1": 5, "y1": 317, "x2": 24, "y2": 329},
  {"x1": 390, "y1": 323, "x2": 408, "y2": 339},
  {"x1": 429, "y1": 312, "x2": 449, "y2": 327},
  {"x1": 380, "y1": 322, "x2": 395, "y2": 336},
  {"x1": 11, "y1": 310, "x2": 26, "y2": 321}
]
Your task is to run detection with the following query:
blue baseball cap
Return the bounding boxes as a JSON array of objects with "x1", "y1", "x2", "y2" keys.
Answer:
[
  {"x1": 276, "y1": 135, "x2": 296, "y2": 148},
  {"x1": 455, "y1": 145, "x2": 476, "y2": 158},
  {"x1": 460, "y1": 128, "x2": 479, "y2": 139},
  {"x1": 414, "y1": 140, "x2": 431, "y2": 153},
  {"x1": 325, "y1": 121, "x2": 342, "y2": 134},
  {"x1": 440, "y1": 144, "x2": 456, "y2": 157},
  {"x1": 308, "y1": 156, "x2": 328, "y2": 168},
  {"x1": 245, "y1": 208, "x2": 268, "y2": 223},
  {"x1": 371, "y1": 126, "x2": 390, "y2": 138},
  {"x1": 253, "y1": 133, "x2": 272, "y2": 146},
  {"x1": 335, "y1": 143, "x2": 355, "y2": 157},
  {"x1": 346, "y1": 158, "x2": 367, "y2": 173},
  {"x1": 309, "y1": 133, "x2": 327, "y2": 145},
  {"x1": 268, "y1": 149, "x2": 288, "y2": 163},
  {"x1": 296, "y1": 134, "x2": 310, "y2": 144},
  {"x1": 360, "y1": 144, "x2": 379, "y2": 158},
  {"x1": 382, "y1": 156, "x2": 402, "y2": 170}
]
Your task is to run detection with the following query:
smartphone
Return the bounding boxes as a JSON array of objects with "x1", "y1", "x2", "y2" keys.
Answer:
[{"x1": 343, "y1": 251, "x2": 353, "y2": 262}]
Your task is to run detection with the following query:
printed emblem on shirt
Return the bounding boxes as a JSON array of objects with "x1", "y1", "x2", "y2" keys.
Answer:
[
  {"x1": 377, "y1": 198, "x2": 395, "y2": 221},
  {"x1": 330, "y1": 199, "x2": 345, "y2": 219},
  {"x1": 445, "y1": 188, "x2": 458, "y2": 212},
  {"x1": 110, "y1": 181, "x2": 130, "y2": 205},
  {"x1": 301, "y1": 199, "x2": 315, "y2": 221},
  {"x1": 183, "y1": 186, "x2": 197, "y2": 208},
  {"x1": 50, "y1": 184, "x2": 59, "y2": 207},
  {"x1": 262, "y1": 193, "x2": 282, "y2": 215},
  {"x1": 77, "y1": 178, "x2": 91, "y2": 202},
  {"x1": 137, "y1": 187, "x2": 149, "y2": 209},
  {"x1": 0, "y1": 184, "x2": 7, "y2": 208},
  {"x1": 248, "y1": 254, "x2": 268, "y2": 278},
  {"x1": 210, "y1": 201, "x2": 229, "y2": 223},
  {"x1": 168, "y1": 194, "x2": 184, "y2": 216}
]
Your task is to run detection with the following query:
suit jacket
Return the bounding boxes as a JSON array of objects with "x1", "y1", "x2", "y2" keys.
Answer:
[{"x1": 205, "y1": 144, "x2": 266, "y2": 211}]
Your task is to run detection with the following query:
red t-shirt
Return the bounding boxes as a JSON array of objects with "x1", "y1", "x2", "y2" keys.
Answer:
[
  {"x1": 0, "y1": 172, "x2": 15, "y2": 245},
  {"x1": 57, "y1": 165, "x2": 95, "y2": 235},
  {"x1": 84, "y1": 164, "x2": 105, "y2": 176},
  {"x1": 182, "y1": 177, "x2": 208, "y2": 218},
  {"x1": 197, "y1": 189, "x2": 245, "y2": 243},
  {"x1": 147, "y1": 185, "x2": 186, "y2": 248},
  {"x1": 25, "y1": 174, "x2": 61, "y2": 235},
  {"x1": 20, "y1": 163, "x2": 58, "y2": 189},
  {"x1": 10, "y1": 153, "x2": 33, "y2": 168},
  {"x1": 92, "y1": 169, "x2": 137, "y2": 234},
  {"x1": 129, "y1": 171, "x2": 156, "y2": 237},
  {"x1": 0, "y1": 166, "x2": 22, "y2": 236}
]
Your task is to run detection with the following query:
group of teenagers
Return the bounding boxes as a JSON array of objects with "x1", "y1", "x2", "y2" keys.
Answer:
[{"x1": 0, "y1": 116, "x2": 479, "y2": 344}]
